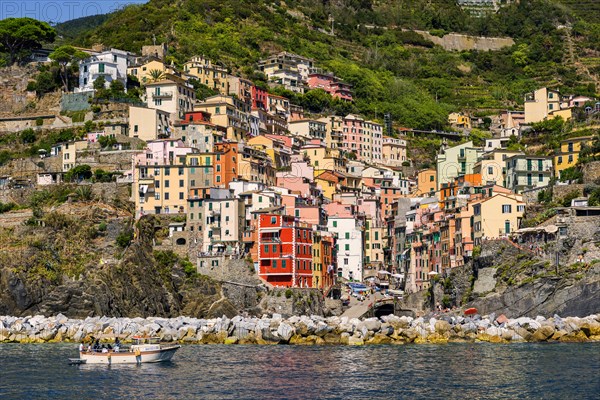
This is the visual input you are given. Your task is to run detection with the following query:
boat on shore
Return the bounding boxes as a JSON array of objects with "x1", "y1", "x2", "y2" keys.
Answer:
[{"x1": 73, "y1": 336, "x2": 181, "y2": 365}]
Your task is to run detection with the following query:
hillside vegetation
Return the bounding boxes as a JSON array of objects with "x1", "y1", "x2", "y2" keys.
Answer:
[{"x1": 52, "y1": 0, "x2": 599, "y2": 130}]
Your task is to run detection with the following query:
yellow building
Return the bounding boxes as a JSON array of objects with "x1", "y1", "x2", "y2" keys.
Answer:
[
  {"x1": 317, "y1": 116, "x2": 344, "y2": 149},
  {"x1": 128, "y1": 59, "x2": 177, "y2": 84},
  {"x1": 471, "y1": 193, "x2": 525, "y2": 244},
  {"x1": 195, "y1": 94, "x2": 251, "y2": 141},
  {"x1": 237, "y1": 145, "x2": 276, "y2": 185},
  {"x1": 301, "y1": 143, "x2": 345, "y2": 175},
  {"x1": 315, "y1": 170, "x2": 345, "y2": 200},
  {"x1": 448, "y1": 112, "x2": 472, "y2": 129},
  {"x1": 524, "y1": 87, "x2": 572, "y2": 124},
  {"x1": 133, "y1": 142, "x2": 212, "y2": 216},
  {"x1": 554, "y1": 136, "x2": 594, "y2": 179},
  {"x1": 61, "y1": 140, "x2": 88, "y2": 172},
  {"x1": 247, "y1": 135, "x2": 292, "y2": 169},
  {"x1": 183, "y1": 56, "x2": 229, "y2": 94}
]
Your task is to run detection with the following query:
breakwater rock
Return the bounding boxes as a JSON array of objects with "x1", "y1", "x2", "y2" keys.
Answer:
[{"x1": 2, "y1": 313, "x2": 600, "y2": 345}]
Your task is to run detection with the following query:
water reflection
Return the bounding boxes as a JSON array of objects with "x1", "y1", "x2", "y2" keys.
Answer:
[{"x1": 0, "y1": 343, "x2": 598, "y2": 399}]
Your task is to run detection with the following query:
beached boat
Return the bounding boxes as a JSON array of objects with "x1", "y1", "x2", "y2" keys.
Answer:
[{"x1": 76, "y1": 337, "x2": 181, "y2": 365}]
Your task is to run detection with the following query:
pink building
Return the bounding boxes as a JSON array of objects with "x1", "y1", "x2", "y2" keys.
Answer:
[
  {"x1": 342, "y1": 114, "x2": 383, "y2": 164},
  {"x1": 307, "y1": 72, "x2": 353, "y2": 102},
  {"x1": 322, "y1": 202, "x2": 355, "y2": 218}
]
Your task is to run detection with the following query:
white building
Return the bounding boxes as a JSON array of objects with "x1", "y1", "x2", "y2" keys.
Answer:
[
  {"x1": 77, "y1": 48, "x2": 133, "y2": 93},
  {"x1": 145, "y1": 76, "x2": 195, "y2": 121},
  {"x1": 327, "y1": 216, "x2": 363, "y2": 281}
]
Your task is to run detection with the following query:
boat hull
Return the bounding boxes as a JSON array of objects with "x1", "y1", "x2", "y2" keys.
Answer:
[{"x1": 80, "y1": 345, "x2": 181, "y2": 364}]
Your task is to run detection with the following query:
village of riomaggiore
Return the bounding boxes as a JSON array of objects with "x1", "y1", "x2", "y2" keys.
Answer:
[{"x1": 0, "y1": 0, "x2": 599, "y2": 399}]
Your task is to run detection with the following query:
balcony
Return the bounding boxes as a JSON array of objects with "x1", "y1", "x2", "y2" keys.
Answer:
[{"x1": 152, "y1": 91, "x2": 173, "y2": 99}]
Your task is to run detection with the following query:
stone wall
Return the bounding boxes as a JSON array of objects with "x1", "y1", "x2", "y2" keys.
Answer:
[
  {"x1": 414, "y1": 30, "x2": 514, "y2": 51},
  {"x1": 60, "y1": 92, "x2": 93, "y2": 112},
  {"x1": 554, "y1": 183, "x2": 586, "y2": 201},
  {"x1": 583, "y1": 161, "x2": 600, "y2": 184},
  {"x1": 90, "y1": 182, "x2": 131, "y2": 204}
]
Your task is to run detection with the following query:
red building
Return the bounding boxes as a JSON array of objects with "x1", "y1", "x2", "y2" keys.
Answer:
[
  {"x1": 251, "y1": 85, "x2": 268, "y2": 110},
  {"x1": 181, "y1": 111, "x2": 212, "y2": 123},
  {"x1": 257, "y1": 214, "x2": 313, "y2": 288}
]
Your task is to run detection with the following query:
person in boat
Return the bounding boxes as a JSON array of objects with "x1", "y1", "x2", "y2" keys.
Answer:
[
  {"x1": 107, "y1": 343, "x2": 113, "y2": 350},
  {"x1": 79, "y1": 343, "x2": 84, "y2": 352},
  {"x1": 87, "y1": 344, "x2": 92, "y2": 353},
  {"x1": 101, "y1": 345, "x2": 109, "y2": 353}
]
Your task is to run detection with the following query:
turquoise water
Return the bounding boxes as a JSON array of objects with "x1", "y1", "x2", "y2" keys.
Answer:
[{"x1": 0, "y1": 343, "x2": 598, "y2": 399}]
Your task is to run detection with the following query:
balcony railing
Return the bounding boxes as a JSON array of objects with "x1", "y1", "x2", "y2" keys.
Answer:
[{"x1": 152, "y1": 92, "x2": 173, "y2": 99}]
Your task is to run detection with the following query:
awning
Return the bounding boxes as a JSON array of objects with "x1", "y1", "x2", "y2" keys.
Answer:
[
  {"x1": 275, "y1": 104, "x2": 286, "y2": 112},
  {"x1": 544, "y1": 224, "x2": 558, "y2": 234},
  {"x1": 377, "y1": 270, "x2": 391, "y2": 275},
  {"x1": 401, "y1": 249, "x2": 410, "y2": 256},
  {"x1": 428, "y1": 271, "x2": 439, "y2": 276},
  {"x1": 392, "y1": 273, "x2": 404, "y2": 279},
  {"x1": 139, "y1": 185, "x2": 148, "y2": 194},
  {"x1": 378, "y1": 282, "x2": 390, "y2": 286},
  {"x1": 260, "y1": 227, "x2": 281, "y2": 233}
]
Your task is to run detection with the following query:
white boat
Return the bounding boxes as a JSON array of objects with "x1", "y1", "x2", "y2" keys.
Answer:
[{"x1": 77, "y1": 337, "x2": 181, "y2": 365}]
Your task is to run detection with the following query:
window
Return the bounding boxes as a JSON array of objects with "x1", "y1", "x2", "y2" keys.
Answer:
[
  {"x1": 272, "y1": 260, "x2": 277, "y2": 269},
  {"x1": 333, "y1": 221, "x2": 337, "y2": 228},
  {"x1": 538, "y1": 174, "x2": 543, "y2": 182},
  {"x1": 164, "y1": 168, "x2": 170, "y2": 176},
  {"x1": 165, "y1": 180, "x2": 170, "y2": 188},
  {"x1": 134, "y1": 125, "x2": 138, "y2": 133},
  {"x1": 517, "y1": 205, "x2": 525, "y2": 212},
  {"x1": 154, "y1": 180, "x2": 160, "y2": 189},
  {"x1": 271, "y1": 216, "x2": 276, "y2": 224},
  {"x1": 345, "y1": 232, "x2": 350, "y2": 239},
  {"x1": 488, "y1": 166, "x2": 494, "y2": 175},
  {"x1": 344, "y1": 258, "x2": 349, "y2": 265},
  {"x1": 165, "y1": 193, "x2": 170, "y2": 200},
  {"x1": 179, "y1": 167, "x2": 184, "y2": 175},
  {"x1": 272, "y1": 245, "x2": 277, "y2": 253},
  {"x1": 179, "y1": 192, "x2": 184, "y2": 200},
  {"x1": 548, "y1": 104, "x2": 553, "y2": 110},
  {"x1": 225, "y1": 202, "x2": 229, "y2": 208},
  {"x1": 558, "y1": 156, "x2": 563, "y2": 164},
  {"x1": 568, "y1": 155, "x2": 573, "y2": 163},
  {"x1": 429, "y1": 175, "x2": 434, "y2": 182},
  {"x1": 502, "y1": 205, "x2": 512, "y2": 213},
  {"x1": 98, "y1": 63, "x2": 104, "y2": 73},
  {"x1": 264, "y1": 245, "x2": 269, "y2": 253},
  {"x1": 344, "y1": 244, "x2": 349, "y2": 251},
  {"x1": 179, "y1": 179, "x2": 184, "y2": 187},
  {"x1": 154, "y1": 193, "x2": 160, "y2": 200},
  {"x1": 282, "y1": 260, "x2": 286, "y2": 269},
  {"x1": 538, "y1": 159, "x2": 543, "y2": 171}
]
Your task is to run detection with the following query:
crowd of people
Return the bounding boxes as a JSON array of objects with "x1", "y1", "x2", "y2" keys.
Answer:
[{"x1": 79, "y1": 337, "x2": 122, "y2": 353}]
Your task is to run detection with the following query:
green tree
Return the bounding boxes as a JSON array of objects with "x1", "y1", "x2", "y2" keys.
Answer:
[
  {"x1": 93, "y1": 76, "x2": 106, "y2": 90},
  {"x1": 49, "y1": 45, "x2": 89, "y2": 92},
  {"x1": 0, "y1": 18, "x2": 56, "y2": 64},
  {"x1": 20, "y1": 128, "x2": 36, "y2": 144},
  {"x1": 65, "y1": 164, "x2": 92, "y2": 182},
  {"x1": 109, "y1": 79, "x2": 125, "y2": 96}
]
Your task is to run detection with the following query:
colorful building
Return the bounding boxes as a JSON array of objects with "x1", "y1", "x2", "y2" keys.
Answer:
[{"x1": 256, "y1": 214, "x2": 313, "y2": 287}]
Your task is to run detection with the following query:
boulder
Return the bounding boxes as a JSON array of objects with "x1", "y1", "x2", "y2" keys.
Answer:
[
  {"x1": 276, "y1": 323, "x2": 294, "y2": 342},
  {"x1": 532, "y1": 325, "x2": 555, "y2": 342},
  {"x1": 224, "y1": 336, "x2": 238, "y2": 345},
  {"x1": 435, "y1": 320, "x2": 451, "y2": 334}
]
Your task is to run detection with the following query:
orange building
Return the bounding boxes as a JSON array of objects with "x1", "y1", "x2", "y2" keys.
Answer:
[
  {"x1": 213, "y1": 141, "x2": 239, "y2": 188},
  {"x1": 415, "y1": 169, "x2": 436, "y2": 196}
]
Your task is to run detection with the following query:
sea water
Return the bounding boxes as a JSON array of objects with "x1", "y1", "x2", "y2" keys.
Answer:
[{"x1": 0, "y1": 343, "x2": 598, "y2": 399}]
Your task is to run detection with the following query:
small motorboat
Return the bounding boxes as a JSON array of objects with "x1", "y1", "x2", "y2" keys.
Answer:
[{"x1": 77, "y1": 336, "x2": 181, "y2": 365}]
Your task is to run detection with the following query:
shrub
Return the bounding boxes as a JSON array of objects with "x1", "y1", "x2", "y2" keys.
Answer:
[
  {"x1": 98, "y1": 221, "x2": 107, "y2": 232},
  {"x1": 285, "y1": 289, "x2": 293, "y2": 299},
  {"x1": 0, "y1": 202, "x2": 16, "y2": 213},
  {"x1": 116, "y1": 228, "x2": 134, "y2": 248},
  {"x1": 35, "y1": 118, "x2": 43, "y2": 126}
]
